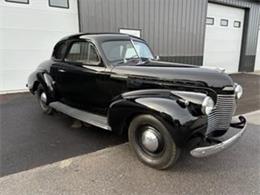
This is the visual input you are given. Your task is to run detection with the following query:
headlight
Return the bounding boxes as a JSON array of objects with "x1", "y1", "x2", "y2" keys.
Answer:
[
  {"x1": 201, "y1": 96, "x2": 214, "y2": 115},
  {"x1": 234, "y1": 83, "x2": 243, "y2": 99}
]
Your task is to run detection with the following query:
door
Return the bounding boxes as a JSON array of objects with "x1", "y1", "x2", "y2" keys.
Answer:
[
  {"x1": 255, "y1": 27, "x2": 260, "y2": 71},
  {"x1": 203, "y1": 3, "x2": 245, "y2": 73},
  {"x1": 52, "y1": 40, "x2": 108, "y2": 113}
]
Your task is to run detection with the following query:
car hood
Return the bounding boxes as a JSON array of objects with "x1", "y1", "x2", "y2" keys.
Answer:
[{"x1": 111, "y1": 60, "x2": 234, "y2": 89}]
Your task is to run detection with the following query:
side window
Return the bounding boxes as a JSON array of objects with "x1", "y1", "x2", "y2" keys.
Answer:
[
  {"x1": 65, "y1": 41, "x2": 100, "y2": 65},
  {"x1": 88, "y1": 44, "x2": 100, "y2": 65},
  {"x1": 53, "y1": 42, "x2": 67, "y2": 60},
  {"x1": 124, "y1": 42, "x2": 138, "y2": 59},
  {"x1": 65, "y1": 41, "x2": 89, "y2": 64},
  {"x1": 125, "y1": 47, "x2": 137, "y2": 59}
]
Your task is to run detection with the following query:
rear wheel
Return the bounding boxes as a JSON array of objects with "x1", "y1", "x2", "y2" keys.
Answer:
[
  {"x1": 36, "y1": 85, "x2": 53, "y2": 115},
  {"x1": 128, "y1": 114, "x2": 180, "y2": 170}
]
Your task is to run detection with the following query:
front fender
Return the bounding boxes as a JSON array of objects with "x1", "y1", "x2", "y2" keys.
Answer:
[{"x1": 108, "y1": 90, "x2": 207, "y2": 147}]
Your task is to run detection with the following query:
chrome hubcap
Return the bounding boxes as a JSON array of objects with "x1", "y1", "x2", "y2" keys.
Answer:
[
  {"x1": 39, "y1": 92, "x2": 49, "y2": 111},
  {"x1": 141, "y1": 128, "x2": 160, "y2": 153},
  {"x1": 40, "y1": 92, "x2": 47, "y2": 103}
]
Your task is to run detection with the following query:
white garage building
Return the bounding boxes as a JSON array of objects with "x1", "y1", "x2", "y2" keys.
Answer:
[
  {"x1": 0, "y1": 0, "x2": 79, "y2": 93},
  {"x1": 0, "y1": 0, "x2": 259, "y2": 93}
]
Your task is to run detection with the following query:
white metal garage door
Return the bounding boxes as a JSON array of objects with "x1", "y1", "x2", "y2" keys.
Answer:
[
  {"x1": 255, "y1": 27, "x2": 260, "y2": 71},
  {"x1": 203, "y1": 3, "x2": 245, "y2": 73}
]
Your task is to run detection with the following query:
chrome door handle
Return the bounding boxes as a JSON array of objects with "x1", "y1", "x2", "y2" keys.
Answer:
[{"x1": 58, "y1": 69, "x2": 66, "y2": 73}]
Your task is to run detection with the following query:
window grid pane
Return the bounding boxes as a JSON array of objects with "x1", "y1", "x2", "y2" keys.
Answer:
[
  {"x1": 49, "y1": 0, "x2": 69, "y2": 8},
  {"x1": 5, "y1": 0, "x2": 29, "y2": 4},
  {"x1": 206, "y1": 17, "x2": 214, "y2": 25},
  {"x1": 234, "y1": 21, "x2": 241, "y2": 28},
  {"x1": 220, "y1": 19, "x2": 229, "y2": 27}
]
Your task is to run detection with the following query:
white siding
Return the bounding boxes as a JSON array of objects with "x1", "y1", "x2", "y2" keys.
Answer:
[{"x1": 0, "y1": 0, "x2": 79, "y2": 92}]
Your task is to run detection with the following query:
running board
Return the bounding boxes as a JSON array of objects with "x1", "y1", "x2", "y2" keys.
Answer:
[{"x1": 49, "y1": 102, "x2": 111, "y2": 131}]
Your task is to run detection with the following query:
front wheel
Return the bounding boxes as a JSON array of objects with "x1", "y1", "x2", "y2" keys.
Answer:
[
  {"x1": 128, "y1": 114, "x2": 180, "y2": 170},
  {"x1": 36, "y1": 85, "x2": 53, "y2": 115}
]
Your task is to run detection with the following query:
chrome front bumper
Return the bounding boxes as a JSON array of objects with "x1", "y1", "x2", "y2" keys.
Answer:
[{"x1": 190, "y1": 116, "x2": 247, "y2": 158}]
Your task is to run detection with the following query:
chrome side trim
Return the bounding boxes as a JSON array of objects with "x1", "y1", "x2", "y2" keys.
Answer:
[
  {"x1": 50, "y1": 101, "x2": 111, "y2": 131},
  {"x1": 110, "y1": 74, "x2": 128, "y2": 80},
  {"x1": 191, "y1": 115, "x2": 247, "y2": 158},
  {"x1": 170, "y1": 91, "x2": 207, "y2": 105}
]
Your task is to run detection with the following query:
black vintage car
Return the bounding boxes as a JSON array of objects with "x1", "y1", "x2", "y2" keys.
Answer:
[{"x1": 27, "y1": 33, "x2": 246, "y2": 169}]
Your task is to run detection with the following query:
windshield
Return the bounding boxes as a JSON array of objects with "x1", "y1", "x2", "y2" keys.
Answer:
[{"x1": 101, "y1": 40, "x2": 154, "y2": 64}]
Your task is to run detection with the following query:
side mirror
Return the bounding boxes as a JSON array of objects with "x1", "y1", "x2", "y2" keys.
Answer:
[{"x1": 155, "y1": 56, "x2": 160, "y2": 60}]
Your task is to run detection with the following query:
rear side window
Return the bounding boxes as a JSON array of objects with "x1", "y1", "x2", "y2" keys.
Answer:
[
  {"x1": 65, "y1": 41, "x2": 100, "y2": 65},
  {"x1": 53, "y1": 42, "x2": 67, "y2": 60},
  {"x1": 65, "y1": 41, "x2": 89, "y2": 64}
]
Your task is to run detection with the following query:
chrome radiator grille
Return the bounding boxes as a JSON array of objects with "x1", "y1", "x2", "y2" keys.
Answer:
[{"x1": 207, "y1": 94, "x2": 236, "y2": 133}]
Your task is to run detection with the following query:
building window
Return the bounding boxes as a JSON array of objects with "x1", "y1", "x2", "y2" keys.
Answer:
[
  {"x1": 220, "y1": 19, "x2": 229, "y2": 27},
  {"x1": 5, "y1": 0, "x2": 29, "y2": 4},
  {"x1": 234, "y1": 21, "x2": 241, "y2": 28},
  {"x1": 49, "y1": 0, "x2": 69, "y2": 9},
  {"x1": 206, "y1": 17, "x2": 214, "y2": 25},
  {"x1": 119, "y1": 28, "x2": 141, "y2": 38}
]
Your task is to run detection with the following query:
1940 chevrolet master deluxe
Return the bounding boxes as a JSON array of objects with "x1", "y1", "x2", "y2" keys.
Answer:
[{"x1": 27, "y1": 33, "x2": 247, "y2": 169}]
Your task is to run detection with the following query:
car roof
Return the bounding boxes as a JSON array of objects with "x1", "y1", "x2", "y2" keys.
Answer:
[{"x1": 60, "y1": 32, "x2": 145, "y2": 42}]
